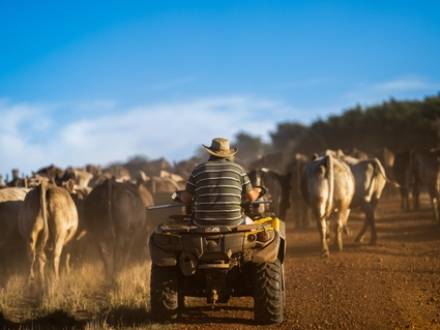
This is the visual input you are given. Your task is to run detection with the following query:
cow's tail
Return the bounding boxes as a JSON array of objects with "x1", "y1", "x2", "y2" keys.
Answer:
[
  {"x1": 325, "y1": 154, "x2": 334, "y2": 218},
  {"x1": 372, "y1": 158, "x2": 400, "y2": 188},
  {"x1": 107, "y1": 179, "x2": 116, "y2": 239},
  {"x1": 40, "y1": 181, "x2": 49, "y2": 247}
]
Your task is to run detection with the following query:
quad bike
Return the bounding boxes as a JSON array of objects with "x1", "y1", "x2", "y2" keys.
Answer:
[{"x1": 147, "y1": 193, "x2": 286, "y2": 324}]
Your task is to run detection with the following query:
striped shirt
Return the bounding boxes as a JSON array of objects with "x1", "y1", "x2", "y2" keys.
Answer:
[{"x1": 186, "y1": 158, "x2": 252, "y2": 225}]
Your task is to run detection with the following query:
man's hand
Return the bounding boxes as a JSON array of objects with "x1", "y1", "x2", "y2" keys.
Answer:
[{"x1": 246, "y1": 187, "x2": 263, "y2": 202}]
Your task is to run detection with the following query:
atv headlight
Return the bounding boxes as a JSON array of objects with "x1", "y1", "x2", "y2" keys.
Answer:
[{"x1": 256, "y1": 229, "x2": 274, "y2": 242}]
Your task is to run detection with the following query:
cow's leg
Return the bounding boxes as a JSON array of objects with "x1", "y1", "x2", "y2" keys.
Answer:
[
  {"x1": 335, "y1": 209, "x2": 350, "y2": 252},
  {"x1": 114, "y1": 236, "x2": 126, "y2": 278},
  {"x1": 36, "y1": 249, "x2": 46, "y2": 290},
  {"x1": 429, "y1": 188, "x2": 440, "y2": 223},
  {"x1": 34, "y1": 228, "x2": 48, "y2": 290},
  {"x1": 27, "y1": 231, "x2": 39, "y2": 284},
  {"x1": 317, "y1": 216, "x2": 329, "y2": 257},
  {"x1": 400, "y1": 187, "x2": 408, "y2": 211},
  {"x1": 355, "y1": 202, "x2": 370, "y2": 243},
  {"x1": 368, "y1": 198, "x2": 378, "y2": 245},
  {"x1": 437, "y1": 190, "x2": 440, "y2": 225},
  {"x1": 51, "y1": 232, "x2": 66, "y2": 283},
  {"x1": 343, "y1": 224, "x2": 351, "y2": 237},
  {"x1": 98, "y1": 241, "x2": 114, "y2": 284},
  {"x1": 64, "y1": 252, "x2": 71, "y2": 274},
  {"x1": 413, "y1": 183, "x2": 420, "y2": 211}
]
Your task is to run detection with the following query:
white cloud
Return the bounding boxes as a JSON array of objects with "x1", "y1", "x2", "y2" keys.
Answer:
[
  {"x1": 373, "y1": 76, "x2": 440, "y2": 93},
  {"x1": 341, "y1": 76, "x2": 440, "y2": 107},
  {"x1": 0, "y1": 95, "x2": 298, "y2": 174}
]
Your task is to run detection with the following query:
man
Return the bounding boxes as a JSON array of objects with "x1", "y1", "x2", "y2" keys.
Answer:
[{"x1": 179, "y1": 137, "x2": 262, "y2": 226}]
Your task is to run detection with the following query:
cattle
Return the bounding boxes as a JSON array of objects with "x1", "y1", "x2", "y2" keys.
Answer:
[
  {"x1": 340, "y1": 155, "x2": 388, "y2": 244},
  {"x1": 35, "y1": 164, "x2": 64, "y2": 184},
  {"x1": 247, "y1": 168, "x2": 291, "y2": 220},
  {"x1": 412, "y1": 149, "x2": 440, "y2": 223},
  {"x1": 7, "y1": 169, "x2": 26, "y2": 187},
  {"x1": 393, "y1": 151, "x2": 414, "y2": 211},
  {"x1": 84, "y1": 179, "x2": 147, "y2": 283},
  {"x1": 345, "y1": 148, "x2": 369, "y2": 161},
  {"x1": 144, "y1": 176, "x2": 185, "y2": 228},
  {"x1": 0, "y1": 188, "x2": 29, "y2": 254},
  {"x1": 249, "y1": 152, "x2": 287, "y2": 174},
  {"x1": 285, "y1": 153, "x2": 310, "y2": 228},
  {"x1": 173, "y1": 156, "x2": 201, "y2": 180},
  {"x1": 59, "y1": 167, "x2": 94, "y2": 188},
  {"x1": 301, "y1": 151, "x2": 355, "y2": 257},
  {"x1": 18, "y1": 182, "x2": 78, "y2": 288}
]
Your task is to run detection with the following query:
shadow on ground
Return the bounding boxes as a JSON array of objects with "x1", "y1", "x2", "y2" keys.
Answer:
[{"x1": 0, "y1": 305, "x2": 259, "y2": 329}]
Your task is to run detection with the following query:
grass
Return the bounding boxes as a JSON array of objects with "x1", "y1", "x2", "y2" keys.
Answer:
[{"x1": 0, "y1": 260, "x2": 173, "y2": 329}]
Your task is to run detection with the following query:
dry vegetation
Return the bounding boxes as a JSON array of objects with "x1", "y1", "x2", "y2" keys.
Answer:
[{"x1": 0, "y1": 261, "x2": 165, "y2": 329}]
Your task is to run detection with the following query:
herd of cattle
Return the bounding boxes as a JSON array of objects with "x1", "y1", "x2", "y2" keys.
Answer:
[
  {"x1": 249, "y1": 147, "x2": 440, "y2": 257},
  {"x1": 0, "y1": 147, "x2": 439, "y2": 291}
]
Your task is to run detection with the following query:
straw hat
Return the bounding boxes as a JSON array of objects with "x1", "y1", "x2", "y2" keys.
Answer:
[{"x1": 203, "y1": 137, "x2": 238, "y2": 158}]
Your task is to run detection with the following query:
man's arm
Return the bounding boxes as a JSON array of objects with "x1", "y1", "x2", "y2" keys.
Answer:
[
  {"x1": 180, "y1": 172, "x2": 196, "y2": 205},
  {"x1": 245, "y1": 187, "x2": 263, "y2": 202},
  {"x1": 179, "y1": 190, "x2": 193, "y2": 205},
  {"x1": 241, "y1": 170, "x2": 262, "y2": 202}
]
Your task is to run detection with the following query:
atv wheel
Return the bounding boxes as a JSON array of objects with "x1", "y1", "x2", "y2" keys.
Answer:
[
  {"x1": 253, "y1": 259, "x2": 284, "y2": 324},
  {"x1": 150, "y1": 265, "x2": 178, "y2": 321}
]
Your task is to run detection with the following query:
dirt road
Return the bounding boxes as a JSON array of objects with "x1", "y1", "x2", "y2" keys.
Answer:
[
  {"x1": 178, "y1": 197, "x2": 440, "y2": 330},
  {"x1": 1, "y1": 196, "x2": 440, "y2": 329}
]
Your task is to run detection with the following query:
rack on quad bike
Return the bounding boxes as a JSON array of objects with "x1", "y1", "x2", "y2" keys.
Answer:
[{"x1": 146, "y1": 197, "x2": 286, "y2": 324}]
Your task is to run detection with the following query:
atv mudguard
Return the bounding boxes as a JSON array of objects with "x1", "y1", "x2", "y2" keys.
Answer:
[
  {"x1": 149, "y1": 216, "x2": 287, "y2": 267},
  {"x1": 250, "y1": 219, "x2": 286, "y2": 264},
  {"x1": 149, "y1": 237, "x2": 178, "y2": 266}
]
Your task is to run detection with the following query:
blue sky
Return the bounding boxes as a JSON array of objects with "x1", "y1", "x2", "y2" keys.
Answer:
[{"x1": 0, "y1": 1, "x2": 439, "y2": 173}]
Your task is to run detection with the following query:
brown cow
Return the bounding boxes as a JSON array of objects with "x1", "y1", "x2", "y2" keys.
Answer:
[
  {"x1": 393, "y1": 151, "x2": 414, "y2": 211},
  {"x1": 412, "y1": 149, "x2": 440, "y2": 223},
  {"x1": 84, "y1": 179, "x2": 147, "y2": 283},
  {"x1": 19, "y1": 182, "x2": 78, "y2": 288},
  {"x1": 247, "y1": 168, "x2": 291, "y2": 220},
  {"x1": 286, "y1": 153, "x2": 310, "y2": 228},
  {"x1": 0, "y1": 188, "x2": 29, "y2": 269},
  {"x1": 301, "y1": 151, "x2": 355, "y2": 257}
]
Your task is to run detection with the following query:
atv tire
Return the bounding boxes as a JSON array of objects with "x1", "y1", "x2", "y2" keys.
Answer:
[
  {"x1": 150, "y1": 265, "x2": 178, "y2": 321},
  {"x1": 253, "y1": 259, "x2": 284, "y2": 324}
]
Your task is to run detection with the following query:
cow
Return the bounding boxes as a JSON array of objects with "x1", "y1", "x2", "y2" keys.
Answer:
[
  {"x1": 84, "y1": 179, "x2": 147, "y2": 283},
  {"x1": 59, "y1": 167, "x2": 94, "y2": 188},
  {"x1": 339, "y1": 155, "x2": 388, "y2": 244},
  {"x1": 247, "y1": 168, "x2": 291, "y2": 220},
  {"x1": 248, "y1": 168, "x2": 290, "y2": 220},
  {"x1": 412, "y1": 149, "x2": 440, "y2": 223},
  {"x1": 249, "y1": 152, "x2": 287, "y2": 174},
  {"x1": 393, "y1": 151, "x2": 414, "y2": 211},
  {"x1": 7, "y1": 169, "x2": 26, "y2": 187},
  {"x1": 301, "y1": 151, "x2": 355, "y2": 257},
  {"x1": 0, "y1": 188, "x2": 28, "y2": 245},
  {"x1": 144, "y1": 176, "x2": 185, "y2": 228},
  {"x1": 0, "y1": 188, "x2": 29, "y2": 261},
  {"x1": 285, "y1": 153, "x2": 310, "y2": 228},
  {"x1": 35, "y1": 164, "x2": 64, "y2": 184},
  {"x1": 18, "y1": 182, "x2": 78, "y2": 289}
]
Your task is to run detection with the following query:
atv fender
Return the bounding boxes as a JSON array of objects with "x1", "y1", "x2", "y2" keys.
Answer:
[
  {"x1": 149, "y1": 239, "x2": 177, "y2": 267},
  {"x1": 252, "y1": 232, "x2": 283, "y2": 264}
]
